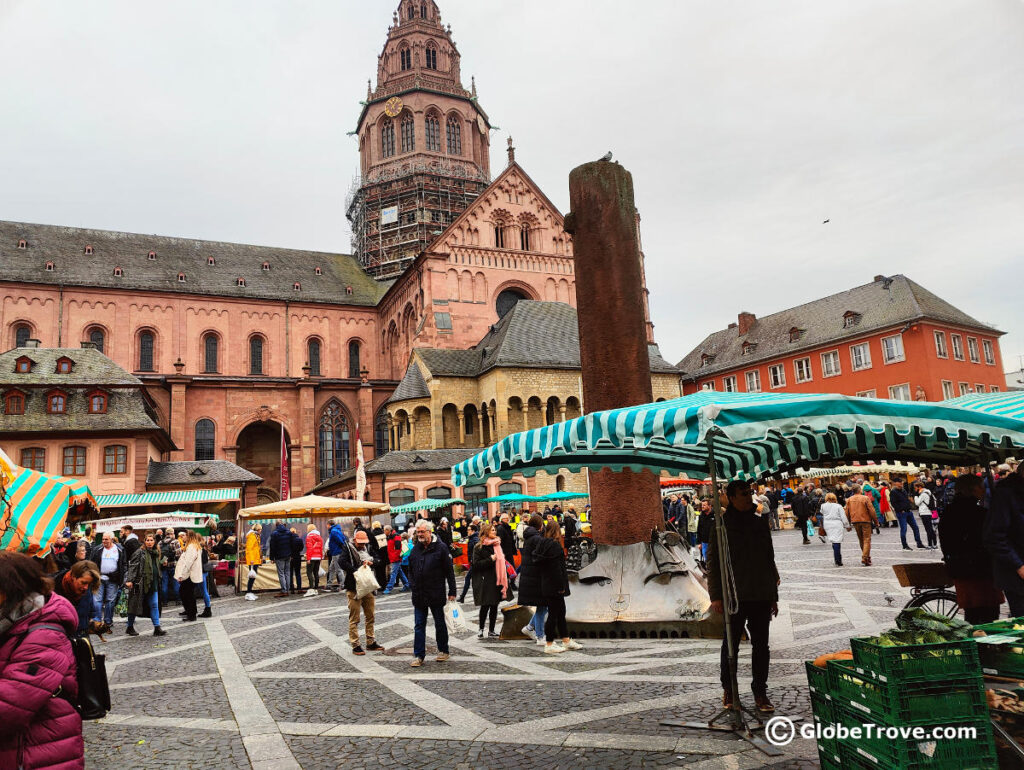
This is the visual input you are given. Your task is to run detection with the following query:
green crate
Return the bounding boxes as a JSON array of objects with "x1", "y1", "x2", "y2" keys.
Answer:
[
  {"x1": 806, "y1": 660, "x2": 830, "y2": 693},
  {"x1": 818, "y1": 747, "x2": 843, "y2": 770},
  {"x1": 971, "y1": 617, "x2": 1024, "y2": 636},
  {"x1": 828, "y1": 660, "x2": 985, "y2": 726},
  {"x1": 976, "y1": 631, "x2": 1024, "y2": 677},
  {"x1": 811, "y1": 690, "x2": 840, "y2": 760},
  {"x1": 850, "y1": 636, "x2": 979, "y2": 681},
  {"x1": 837, "y1": 708, "x2": 996, "y2": 769}
]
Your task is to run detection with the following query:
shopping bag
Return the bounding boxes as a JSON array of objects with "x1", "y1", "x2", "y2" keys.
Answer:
[
  {"x1": 319, "y1": 565, "x2": 328, "y2": 578},
  {"x1": 247, "y1": 567, "x2": 256, "y2": 580},
  {"x1": 114, "y1": 590, "x2": 128, "y2": 619},
  {"x1": 444, "y1": 600, "x2": 468, "y2": 634},
  {"x1": 354, "y1": 563, "x2": 379, "y2": 599}
]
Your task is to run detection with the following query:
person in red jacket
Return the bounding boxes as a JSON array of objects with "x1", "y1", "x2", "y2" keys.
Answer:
[
  {"x1": 0, "y1": 552, "x2": 84, "y2": 770},
  {"x1": 304, "y1": 524, "x2": 324, "y2": 597},
  {"x1": 382, "y1": 524, "x2": 410, "y2": 594}
]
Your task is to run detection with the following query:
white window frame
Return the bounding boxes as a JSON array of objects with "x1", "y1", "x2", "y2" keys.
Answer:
[
  {"x1": 975, "y1": 383, "x2": 985, "y2": 393},
  {"x1": 768, "y1": 364, "x2": 786, "y2": 389},
  {"x1": 702, "y1": 381, "x2": 716, "y2": 391},
  {"x1": 849, "y1": 342, "x2": 872, "y2": 371},
  {"x1": 951, "y1": 334, "x2": 964, "y2": 361},
  {"x1": 967, "y1": 337, "x2": 980, "y2": 364},
  {"x1": 794, "y1": 357, "x2": 813, "y2": 383},
  {"x1": 934, "y1": 331, "x2": 947, "y2": 359},
  {"x1": 958, "y1": 382, "x2": 970, "y2": 396},
  {"x1": 722, "y1": 375, "x2": 738, "y2": 393},
  {"x1": 881, "y1": 334, "x2": 905, "y2": 364},
  {"x1": 820, "y1": 350, "x2": 841, "y2": 378},
  {"x1": 888, "y1": 383, "x2": 912, "y2": 401},
  {"x1": 745, "y1": 370, "x2": 761, "y2": 393},
  {"x1": 991, "y1": 385, "x2": 1000, "y2": 393},
  {"x1": 941, "y1": 380, "x2": 954, "y2": 400},
  {"x1": 983, "y1": 339, "x2": 995, "y2": 366},
  {"x1": 855, "y1": 389, "x2": 876, "y2": 398}
]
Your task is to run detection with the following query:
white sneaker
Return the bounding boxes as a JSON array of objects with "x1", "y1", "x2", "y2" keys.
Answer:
[
  {"x1": 563, "y1": 639, "x2": 584, "y2": 651},
  {"x1": 536, "y1": 638, "x2": 547, "y2": 646},
  {"x1": 245, "y1": 593, "x2": 257, "y2": 601},
  {"x1": 521, "y1": 625, "x2": 536, "y2": 640},
  {"x1": 304, "y1": 589, "x2": 318, "y2": 597},
  {"x1": 544, "y1": 643, "x2": 566, "y2": 654}
]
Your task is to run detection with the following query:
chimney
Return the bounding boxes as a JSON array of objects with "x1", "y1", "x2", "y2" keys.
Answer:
[
  {"x1": 24, "y1": 339, "x2": 41, "y2": 348},
  {"x1": 727, "y1": 322, "x2": 737, "y2": 330},
  {"x1": 80, "y1": 341, "x2": 97, "y2": 350},
  {"x1": 873, "y1": 275, "x2": 885, "y2": 283},
  {"x1": 738, "y1": 312, "x2": 756, "y2": 336}
]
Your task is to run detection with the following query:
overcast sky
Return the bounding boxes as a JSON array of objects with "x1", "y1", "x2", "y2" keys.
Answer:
[{"x1": 1, "y1": 0, "x2": 1022, "y2": 379}]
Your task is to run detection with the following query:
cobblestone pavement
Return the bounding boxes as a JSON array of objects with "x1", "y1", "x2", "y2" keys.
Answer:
[{"x1": 83, "y1": 527, "x2": 949, "y2": 768}]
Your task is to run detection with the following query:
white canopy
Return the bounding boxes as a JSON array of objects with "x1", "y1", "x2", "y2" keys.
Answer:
[{"x1": 238, "y1": 495, "x2": 388, "y2": 521}]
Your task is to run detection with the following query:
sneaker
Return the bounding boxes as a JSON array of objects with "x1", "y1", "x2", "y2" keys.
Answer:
[
  {"x1": 153, "y1": 627, "x2": 167, "y2": 637},
  {"x1": 410, "y1": 657, "x2": 424, "y2": 667},
  {"x1": 274, "y1": 592, "x2": 289, "y2": 598},
  {"x1": 179, "y1": 610, "x2": 188, "y2": 617},
  {"x1": 245, "y1": 593, "x2": 258, "y2": 601},
  {"x1": 754, "y1": 694, "x2": 775, "y2": 713},
  {"x1": 366, "y1": 642, "x2": 384, "y2": 652},
  {"x1": 199, "y1": 607, "x2": 212, "y2": 618},
  {"x1": 563, "y1": 639, "x2": 583, "y2": 651},
  {"x1": 916, "y1": 544, "x2": 927, "y2": 549},
  {"x1": 544, "y1": 643, "x2": 565, "y2": 654},
  {"x1": 818, "y1": 534, "x2": 826, "y2": 543},
  {"x1": 436, "y1": 652, "x2": 450, "y2": 662},
  {"x1": 722, "y1": 689, "x2": 734, "y2": 708},
  {"x1": 903, "y1": 546, "x2": 913, "y2": 551},
  {"x1": 304, "y1": 589, "x2": 318, "y2": 597},
  {"x1": 125, "y1": 627, "x2": 139, "y2": 636},
  {"x1": 536, "y1": 637, "x2": 547, "y2": 646},
  {"x1": 487, "y1": 630, "x2": 500, "y2": 638},
  {"x1": 477, "y1": 629, "x2": 484, "y2": 639},
  {"x1": 521, "y1": 625, "x2": 537, "y2": 640},
  {"x1": 352, "y1": 646, "x2": 365, "y2": 656}
]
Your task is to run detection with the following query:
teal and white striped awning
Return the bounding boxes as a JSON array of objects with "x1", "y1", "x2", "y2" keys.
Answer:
[
  {"x1": 95, "y1": 488, "x2": 240, "y2": 509},
  {"x1": 943, "y1": 391, "x2": 1024, "y2": 421},
  {"x1": 389, "y1": 497, "x2": 467, "y2": 515},
  {"x1": 451, "y1": 391, "x2": 1024, "y2": 486}
]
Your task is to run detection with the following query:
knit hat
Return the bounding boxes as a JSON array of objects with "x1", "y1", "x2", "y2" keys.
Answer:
[{"x1": 354, "y1": 531, "x2": 370, "y2": 544}]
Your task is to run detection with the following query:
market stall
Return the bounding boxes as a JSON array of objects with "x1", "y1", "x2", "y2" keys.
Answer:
[{"x1": 79, "y1": 510, "x2": 219, "y2": 534}]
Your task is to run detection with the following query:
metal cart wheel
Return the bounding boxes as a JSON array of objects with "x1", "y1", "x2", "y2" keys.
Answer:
[{"x1": 905, "y1": 589, "x2": 961, "y2": 618}]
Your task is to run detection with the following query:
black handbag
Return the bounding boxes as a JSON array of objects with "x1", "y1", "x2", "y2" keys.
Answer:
[{"x1": 22, "y1": 624, "x2": 110, "y2": 720}]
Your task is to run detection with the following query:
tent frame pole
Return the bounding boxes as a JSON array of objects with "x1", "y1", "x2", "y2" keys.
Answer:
[{"x1": 661, "y1": 429, "x2": 782, "y2": 756}]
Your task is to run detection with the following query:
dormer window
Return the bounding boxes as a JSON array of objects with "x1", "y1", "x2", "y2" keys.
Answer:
[
  {"x1": 14, "y1": 356, "x2": 33, "y2": 373},
  {"x1": 843, "y1": 311, "x2": 862, "y2": 328},
  {"x1": 148, "y1": 251, "x2": 157, "y2": 260},
  {"x1": 17, "y1": 239, "x2": 26, "y2": 249},
  {"x1": 345, "y1": 286, "x2": 353, "y2": 295},
  {"x1": 742, "y1": 341, "x2": 757, "y2": 355},
  {"x1": 113, "y1": 266, "x2": 123, "y2": 277},
  {"x1": 84, "y1": 245, "x2": 93, "y2": 255},
  {"x1": 4, "y1": 390, "x2": 25, "y2": 415},
  {"x1": 293, "y1": 282, "x2": 301, "y2": 291},
  {"x1": 178, "y1": 272, "x2": 186, "y2": 282},
  {"x1": 262, "y1": 262, "x2": 270, "y2": 271},
  {"x1": 45, "y1": 261, "x2": 54, "y2": 271},
  {"x1": 87, "y1": 391, "x2": 107, "y2": 414},
  {"x1": 236, "y1": 277, "x2": 246, "y2": 287},
  {"x1": 46, "y1": 390, "x2": 67, "y2": 414},
  {"x1": 207, "y1": 256, "x2": 216, "y2": 266},
  {"x1": 55, "y1": 357, "x2": 73, "y2": 374},
  {"x1": 314, "y1": 266, "x2": 322, "y2": 276},
  {"x1": 789, "y1": 327, "x2": 804, "y2": 342},
  {"x1": 701, "y1": 353, "x2": 716, "y2": 367}
]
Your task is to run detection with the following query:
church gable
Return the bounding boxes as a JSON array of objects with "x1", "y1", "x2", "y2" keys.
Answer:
[{"x1": 438, "y1": 162, "x2": 573, "y2": 257}]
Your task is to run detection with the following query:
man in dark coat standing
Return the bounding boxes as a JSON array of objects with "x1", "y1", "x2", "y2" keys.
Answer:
[
  {"x1": 790, "y1": 486, "x2": 811, "y2": 544},
  {"x1": 984, "y1": 464, "x2": 1024, "y2": 617},
  {"x1": 406, "y1": 520, "x2": 456, "y2": 668},
  {"x1": 707, "y1": 479, "x2": 780, "y2": 714},
  {"x1": 268, "y1": 521, "x2": 301, "y2": 597},
  {"x1": 889, "y1": 479, "x2": 926, "y2": 550}
]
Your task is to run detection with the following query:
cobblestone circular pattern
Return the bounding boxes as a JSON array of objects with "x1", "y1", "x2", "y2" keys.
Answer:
[{"x1": 84, "y1": 725, "x2": 248, "y2": 770}]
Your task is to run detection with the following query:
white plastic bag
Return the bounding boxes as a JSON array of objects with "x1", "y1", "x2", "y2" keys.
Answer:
[
  {"x1": 444, "y1": 600, "x2": 468, "y2": 634},
  {"x1": 319, "y1": 565, "x2": 328, "y2": 578},
  {"x1": 247, "y1": 567, "x2": 256, "y2": 580},
  {"x1": 354, "y1": 563, "x2": 379, "y2": 599}
]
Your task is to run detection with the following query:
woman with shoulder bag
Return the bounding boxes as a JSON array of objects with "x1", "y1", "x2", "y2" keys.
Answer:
[
  {"x1": 174, "y1": 531, "x2": 204, "y2": 621},
  {"x1": 0, "y1": 552, "x2": 84, "y2": 770},
  {"x1": 124, "y1": 531, "x2": 167, "y2": 636},
  {"x1": 471, "y1": 522, "x2": 506, "y2": 639},
  {"x1": 913, "y1": 481, "x2": 938, "y2": 549},
  {"x1": 533, "y1": 519, "x2": 583, "y2": 654}
]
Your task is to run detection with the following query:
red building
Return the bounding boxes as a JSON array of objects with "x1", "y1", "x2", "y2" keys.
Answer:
[{"x1": 677, "y1": 275, "x2": 1006, "y2": 401}]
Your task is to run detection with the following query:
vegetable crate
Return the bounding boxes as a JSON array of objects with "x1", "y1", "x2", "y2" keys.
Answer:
[
  {"x1": 837, "y1": 710, "x2": 996, "y2": 770},
  {"x1": 972, "y1": 617, "x2": 1024, "y2": 636},
  {"x1": 850, "y1": 636, "x2": 979, "y2": 681},
  {"x1": 828, "y1": 660, "x2": 986, "y2": 726},
  {"x1": 805, "y1": 660, "x2": 829, "y2": 693},
  {"x1": 975, "y1": 631, "x2": 1024, "y2": 678}
]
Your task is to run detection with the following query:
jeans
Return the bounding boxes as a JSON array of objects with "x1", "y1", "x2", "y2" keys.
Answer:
[
  {"x1": 896, "y1": 511, "x2": 923, "y2": 548},
  {"x1": 831, "y1": 542, "x2": 842, "y2": 565},
  {"x1": 721, "y1": 600, "x2": 772, "y2": 696},
  {"x1": 328, "y1": 554, "x2": 344, "y2": 589},
  {"x1": 290, "y1": 557, "x2": 302, "y2": 591},
  {"x1": 160, "y1": 569, "x2": 179, "y2": 603},
  {"x1": 768, "y1": 508, "x2": 780, "y2": 531},
  {"x1": 531, "y1": 606, "x2": 548, "y2": 638},
  {"x1": 198, "y1": 570, "x2": 212, "y2": 608},
  {"x1": 275, "y1": 558, "x2": 292, "y2": 592},
  {"x1": 127, "y1": 590, "x2": 160, "y2": 630},
  {"x1": 413, "y1": 604, "x2": 449, "y2": 660},
  {"x1": 544, "y1": 595, "x2": 568, "y2": 642},
  {"x1": 95, "y1": 578, "x2": 120, "y2": 624},
  {"x1": 459, "y1": 566, "x2": 472, "y2": 600},
  {"x1": 920, "y1": 515, "x2": 937, "y2": 547},
  {"x1": 386, "y1": 562, "x2": 409, "y2": 591}
]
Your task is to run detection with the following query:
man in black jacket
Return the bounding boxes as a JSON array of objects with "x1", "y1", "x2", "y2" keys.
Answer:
[
  {"x1": 268, "y1": 521, "x2": 301, "y2": 597},
  {"x1": 790, "y1": 486, "x2": 811, "y2": 544},
  {"x1": 707, "y1": 480, "x2": 780, "y2": 713},
  {"x1": 889, "y1": 479, "x2": 925, "y2": 551},
  {"x1": 120, "y1": 525, "x2": 141, "y2": 559},
  {"x1": 984, "y1": 465, "x2": 1024, "y2": 617},
  {"x1": 406, "y1": 520, "x2": 456, "y2": 668}
]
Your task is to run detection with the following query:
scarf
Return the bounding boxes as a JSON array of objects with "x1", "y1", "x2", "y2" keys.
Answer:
[
  {"x1": 0, "y1": 592, "x2": 45, "y2": 637},
  {"x1": 62, "y1": 571, "x2": 86, "y2": 600},
  {"x1": 481, "y1": 536, "x2": 508, "y2": 596}
]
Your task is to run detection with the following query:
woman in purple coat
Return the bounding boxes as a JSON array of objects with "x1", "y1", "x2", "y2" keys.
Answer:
[{"x1": 0, "y1": 552, "x2": 83, "y2": 770}]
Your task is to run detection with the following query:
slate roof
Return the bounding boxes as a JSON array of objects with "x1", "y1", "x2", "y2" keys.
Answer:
[
  {"x1": 676, "y1": 275, "x2": 1002, "y2": 379},
  {"x1": 311, "y1": 448, "x2": 480, "y2": 493},
  {"x1": 0, "y1": 221, "x2": 386, "y2": 307},
  {"x1": 0, "y1": 387, "x2": 160, "y2": 434},
  {"x1": 411, "y1": 301, "x2": 678, "y2": 380},
  {"x1": 0, "y1": 347, "x2": 141, "y2": 387},
  {"x1": 147, "y1": 460, "x2": 262, "y2": 486},
  {"x1": 386, "y1": 362, "x2": 431, "y2": 404}
]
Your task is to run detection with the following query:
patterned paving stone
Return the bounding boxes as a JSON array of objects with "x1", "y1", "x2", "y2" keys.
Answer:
[
  {"x1": 273, "y1": 646, "x2": 360, "y2": 673},
  {"x1": 110, "y1": 643, "x2": 219, "y2": 684},
  {"x1": 111, "y1": 678, "x2": 234, "y2": 720},
  {"x1": 253, "y1": 677, "x2": 446, "y2": 725},
  {"x1": 230, "y1": 623, "x2": 320, "y2": 662},
  {"x1": 84, "y1": 724, "x2": 248, "y2": 770}
]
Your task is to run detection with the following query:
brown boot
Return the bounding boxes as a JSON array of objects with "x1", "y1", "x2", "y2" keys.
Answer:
[{"x1": 754, "y1": 693, "x2": 775, "y2": 713}]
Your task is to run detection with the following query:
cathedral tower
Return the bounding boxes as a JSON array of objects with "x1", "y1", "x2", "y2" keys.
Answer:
[{"x1": 347, "y1": 0, "x2": 492, "y2": 280}]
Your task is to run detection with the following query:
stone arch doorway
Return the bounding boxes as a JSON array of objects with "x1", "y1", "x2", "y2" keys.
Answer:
[{"x1": 237, "y1": 421, "x2": 290, "y2": 499}]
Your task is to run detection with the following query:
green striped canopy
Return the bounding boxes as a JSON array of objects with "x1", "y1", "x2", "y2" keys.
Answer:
[
  {"x1": 451, "y1": 391, "x2": 1024, "y2": 486},
  {"x1": 538, "y1": 491, "x2": 590, "y2": 501},
  {"x1": 943, "y1": 391, "x2": 1024, "y2": 420},
  {"x1": 389, "y1": 497, "x2": 467, "y2": 515},
  {"x1": 480, "y1": 493, "x2": 542, "y2": 503}
]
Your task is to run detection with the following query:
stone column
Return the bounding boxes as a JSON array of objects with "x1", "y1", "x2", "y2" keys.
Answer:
[
  {"x1": 565, "y1": 161, "x2": 662, "y2": 546},
  {"x1": 559, "y1": 405, "x2": 567, "y2": 422},
  {"x1": 520, "y1": 405, "x2": 529, "y2": 432},
  {"x1": 407, "y1": 416, "x2": 418, "y2": 450},
  {"x1": 457, "y1": 409, "x2": 466, "y2": 447},
  {"x1": 476, "y1": 412, "x2": 485, "y2": 447}
]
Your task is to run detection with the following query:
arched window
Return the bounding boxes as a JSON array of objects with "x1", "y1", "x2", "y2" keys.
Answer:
[
  {"x1": 407, "y1": 5, "x2": 414, "y2": 20},
  {"x1": 401, "y1": 114, "x2": 415, "y2": 153},
  {"x1": 375, "y1": 409, "x2": 390, "y2": 457},
  {"x1": 88, "y1": 328, "x2": 105, "y2": 353},
  {"x1": 389, "y1": 488, "x2": 415, "y2": 507},
  {"x1": 425, "y1": 114, "x2": 441, "y2": 152},
  {"x1": 400, "y1": 47, "x2": 412, "y2": 71},
  {"x1": 494, "y1": 225, "x2": 505, "y2": 249},
  {"x1": 381, "y1": 120, "x2": 396, "y2": 158},
  {"x1": 446, "y1": 116, "x2": 462, "y2": 155},
  {"x1": 138, "y1": 331, "x2": 154, "y2": 371},
  {"x1": 249, "y1": 336, "x2": 264, "y2": 375},
  {"x1": 464, "y1": 484, "x2": 487, "y2": 517},
  {"x1": 425, "y1": 45, "x2": 437, "y2": 70},
  {"x1": 498, "y1": 481, "x2": 523, "y2": 495},
  {"x1": 14, "y1": 324, "x2": 31, "y2": 348},
  {"x1": 420, "y1": 3, "x2": 427, "y2": 19},
  {"x1": 519, "y1": 226, "x2": 531, "y2": 251},
  {"x1": 308, "y1": 339, "x2": 321, "y2": 376},
  {"x1": 496, "y1": 288, "x2": 526, "y2": 318},
  {"x1": 318, "y1": 401, "x2": 350, "y2": 481},
  {"x1": 348, "y1": 340, "x2": 361, "y2": 379},
  {"x1": 204, "y1": 334, "x2": 219, "y2": 373},
  {"x1": 427, "y1": 486, "x2": 452, "y2": 500},
  {"x1": 195, "y1": 419, "x2": 215, "y2": 461},
  {"x1": 556, "y1": 475, "x2": 566, "y2": 491}
]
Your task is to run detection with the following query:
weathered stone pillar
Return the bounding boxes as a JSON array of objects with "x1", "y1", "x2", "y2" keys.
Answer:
[
  {"x1": 558, "y1": 405, "x2": 567, "y2": 422},
  {"x1": 457, "y1": 409, "x2": 466, "y2": 447},
  {"x1": 476, "y1": 412, "x2": 486, "y2": 447},
  {"x1": 566, "y1": 161, "x2": 663, "y2": 546}
]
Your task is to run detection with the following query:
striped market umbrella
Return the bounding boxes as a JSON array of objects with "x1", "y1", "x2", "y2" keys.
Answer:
[
  {"x1": 480, "y1": 492, "x2": 543, "y2": 503},
  {"x1": 388, "y1": 497, "x2": 467, "y2": 515},
  {"x1": 451, "y1": 390, "x2": 1024, "y2": 486},
  {"x1": 537, "y1": 490, "x2": 590, "y2": 501},
  {"x1": 943, "y1": 391, "x2": 1024, "y2": 421},
  {"x1": 0, "y1": 449, "x2": 99, "y2": 556}
]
